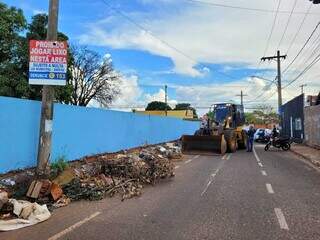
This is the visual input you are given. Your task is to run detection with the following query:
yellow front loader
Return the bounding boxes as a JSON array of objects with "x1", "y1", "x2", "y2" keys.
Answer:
[{"x1": 181, "y1": 103, "x2": 247, "y2": 155}]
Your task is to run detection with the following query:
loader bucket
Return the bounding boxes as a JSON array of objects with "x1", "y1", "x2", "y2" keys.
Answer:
[{"x1": 181, "y1": 134, "x2": 227, "y2": 155}]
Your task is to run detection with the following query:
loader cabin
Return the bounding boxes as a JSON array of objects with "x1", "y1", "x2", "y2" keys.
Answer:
[{"x1": 212, "y1": 103, "x2": 245, "y2": 128}]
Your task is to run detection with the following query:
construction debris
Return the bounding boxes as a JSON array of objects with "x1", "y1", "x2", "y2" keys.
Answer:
[
  {"x1": 0, "y1": 199, "x2": 51, "y2": 231},
  {"x1": 0, "y1": 191, "x2": 8, "y2": 210},
  {"x1": 52, "y1": 195, "x2": 70, "y2": 208},
  {"x1": 26, "y1": 180, "x2": 44, "y2": 199},
  {"x1": 0, "y1": 142, "x2": 181, "y2": 224},
  {"x1": 52, "y1": 168, "x2": 76, "y2": 186},
  {"x1": 50, "y1": 183, "x2": 63, "y2": 201},
  {"x1": 61, "y1": 143, "x2": 178, "y2": 201},
  {"x1": 0, "y1": 178, "x2": 15, "y2": 187}
]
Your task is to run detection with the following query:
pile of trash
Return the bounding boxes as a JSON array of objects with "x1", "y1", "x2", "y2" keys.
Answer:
[
  {"x1": 63, "y1": 142, "x2": 180, "y2": 201},
  {"x1": 0, "y1": 198, "x2": 51, "y2": 231},
  {"x1": 0, "y1": 142, "x2": 181, "y2": 231}
]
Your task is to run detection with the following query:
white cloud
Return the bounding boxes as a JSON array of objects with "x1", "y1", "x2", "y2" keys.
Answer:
[
  {"x1": 144, "y1": 89, "x2": 177, "y2": 108},
  {"x1": 79, "y1": 0, "x2": 319, "y2": 78},
  {"x1": 32, "y1": 9, "x2": 46, "y2": 15},
  {"x1": 109, "y1": 71, "x2": 319, "y2": 114},
  {"x1": 79, "y1": 0, "x2": 319, "y2": 111},
  {"x1": 172, "y1": 76, "x2": 279, "y2": 112},
  {"x1": 111, "y1": 74, "x2": 142, "y2": 110}
]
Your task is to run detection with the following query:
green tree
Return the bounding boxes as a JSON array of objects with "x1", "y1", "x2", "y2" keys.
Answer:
[
  {"x1": 146, "y1": 101, "x2": 172, "y2": 111},
  {"x1": 0, "y1": 3, "x2": 28, "y2": 98},
  {"x1": 244, "y1": 110, "x2": 279, "y2": 124},
  {"x1": 174, "y1": 103, "x2": 198, "y2": 118},
  {"x1": 207, "y1": 110, "x2": 214, "y2": 120},
  {"x1": 0, "y1": 3, "x2": 26, "y2": 64}
]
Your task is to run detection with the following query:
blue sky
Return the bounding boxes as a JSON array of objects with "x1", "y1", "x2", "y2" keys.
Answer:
[{"x1": 4, "y1": 0, "x2": 320, "y2": 113}]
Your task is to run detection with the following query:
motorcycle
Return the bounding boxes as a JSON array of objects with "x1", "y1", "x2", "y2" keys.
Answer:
[{"x1": 264, "y1": 137, "x2": 292, "y2": 151}]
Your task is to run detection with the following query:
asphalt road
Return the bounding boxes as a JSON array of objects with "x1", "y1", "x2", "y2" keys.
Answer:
[{"x1": 2, "y1": 144, "x2": 320, "y2": 240}]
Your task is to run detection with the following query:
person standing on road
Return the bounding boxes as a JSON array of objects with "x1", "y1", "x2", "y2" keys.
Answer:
[{"x1": 246, "y1": 125, "x2": 255, "y2": 152}]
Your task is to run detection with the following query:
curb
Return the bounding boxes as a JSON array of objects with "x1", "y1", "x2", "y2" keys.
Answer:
[
  {"x1": 290, "y1": 148, "x2": 320, "y2": 171},
  {"x1": 290, "y1": 148, "x2": 312, "y2": 162}
]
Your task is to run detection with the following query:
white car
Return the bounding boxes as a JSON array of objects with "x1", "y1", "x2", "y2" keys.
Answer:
[{"x1": 254, "y1": 128, "x2": 265, "y2": 141}]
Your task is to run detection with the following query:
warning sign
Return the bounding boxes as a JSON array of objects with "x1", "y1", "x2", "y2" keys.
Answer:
[{"x1": 29, "y1": 40, "x2": 68, "y2": 85}]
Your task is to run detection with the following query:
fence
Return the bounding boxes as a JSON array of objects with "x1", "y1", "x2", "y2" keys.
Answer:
[
  {"x1": 304, "y1": 105, "x2": 320, "y2": 149},
  {"x1": 0, "y1": 96, "x2": 199, "y2": 173}
]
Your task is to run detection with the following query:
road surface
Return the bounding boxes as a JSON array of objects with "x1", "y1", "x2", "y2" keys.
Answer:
[{"x1": 2, "y1": 144, "x2": 320, "y2": 240}]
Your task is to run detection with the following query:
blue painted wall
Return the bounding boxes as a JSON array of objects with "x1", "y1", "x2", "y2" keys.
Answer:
[{"x1": 0, "y1": 97, "x2": 199, "y2": 173}]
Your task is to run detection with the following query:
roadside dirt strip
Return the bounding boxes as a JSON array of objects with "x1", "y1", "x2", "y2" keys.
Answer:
[{"x1": 253, "y1": 145, "x2": 289, "y2": 231}]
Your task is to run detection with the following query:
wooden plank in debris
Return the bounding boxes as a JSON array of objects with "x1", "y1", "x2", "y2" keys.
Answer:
[{"x1": 26, "y1": 180, "x2": 43, "y2": 198}]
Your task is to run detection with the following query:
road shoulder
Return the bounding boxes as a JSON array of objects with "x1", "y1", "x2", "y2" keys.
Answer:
[{"x1": 290, "y1": 144, "x2": 320, "y2": 171}]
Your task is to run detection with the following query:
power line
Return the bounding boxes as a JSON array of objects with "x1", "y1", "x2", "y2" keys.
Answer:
[
  {"x1": 186, "y1": 0, "x2": 320, "y2": 15},
  {"x1": 100, "y1": 0, "x2": 237, "y2": 80},
  {"x1": 283, "y1": 30, "x2": 320, "y2": 83},
  {"x1": 283, "y1": 51, "x2": 320, "y2": 88},
  {"x1": 246, "y1": 80, "x2": 276, "y2": 103},
  {"x1": 283, "y1": 21, "x2": 320, "y2": 74},
  {"x1": 285, "y1": 3, "x2": 313, "y2": 55},
  {"x1": 277, "y1": 0, "x2": 298, "y2": 49},
  {"x1": 260, "y1": 90, "x2": 278, "y2": 102}
]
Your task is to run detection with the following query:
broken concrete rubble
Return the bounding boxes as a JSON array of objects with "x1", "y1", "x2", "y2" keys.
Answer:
[
  {"x1": 52, "y1": 194, "x2": 70, "y2": 208},
  {"x1": 50, "y1": 183, "x2": 63, "y2": 201}
]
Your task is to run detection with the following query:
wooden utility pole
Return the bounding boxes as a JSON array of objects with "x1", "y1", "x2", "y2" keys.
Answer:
[
  {"x1": 36, "y1": 0, "x2": 59, "y2": 177},
  {"x1": 165, "y1": 85, "x2": 168, "y2": 116},
  {"x1": 261, "y1": 50, "x2": 286, "y2": 115},
  {"x1": 299, "y1": 84, "x2": 307, "y2": 94},
  {"x1": 236, "y1": 90, "x2": 247, "y2": 106}
]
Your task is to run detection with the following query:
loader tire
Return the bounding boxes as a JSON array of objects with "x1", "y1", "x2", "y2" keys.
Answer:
[
  {"x1": 227, "y1": 139, "x2": 237, "y2": 153},
  {"x1": 237, "y1": 130, "x2": 247, "y2": 149},
  {"x1": 224, "y1": 129, "x2": 237, "y2": 153}
]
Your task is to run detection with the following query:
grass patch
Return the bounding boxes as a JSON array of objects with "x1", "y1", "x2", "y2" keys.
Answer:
[{"x1": 50, "y1": 156, "x2": 69, "y2": 179}]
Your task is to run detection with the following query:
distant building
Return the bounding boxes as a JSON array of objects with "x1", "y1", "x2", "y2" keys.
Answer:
[
  {"x1": 306, "y1": 93, "x2": 320, "y2": 106},
  {"x1": 135, "y1": 110, "x2": 195, "y2": 119},
  {"x1": 281, "y1": 94, "x2": 304, "y2": 142}
]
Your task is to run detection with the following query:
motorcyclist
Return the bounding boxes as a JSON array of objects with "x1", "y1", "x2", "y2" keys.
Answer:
[{"x1": 271, "y1": 125, "x2": 279, "y2": 144}]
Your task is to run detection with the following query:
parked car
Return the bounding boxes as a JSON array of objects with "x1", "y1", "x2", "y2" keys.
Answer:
[{"x1": 254, "y1": 128, "x2": 270, "y2": 143}]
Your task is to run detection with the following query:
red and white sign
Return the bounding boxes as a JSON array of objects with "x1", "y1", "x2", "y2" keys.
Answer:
[{"x1": 29, "y1": 40, "x2": 68, "y2": 85}]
